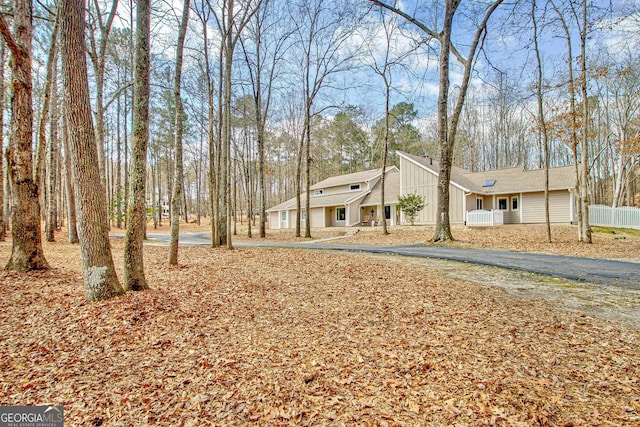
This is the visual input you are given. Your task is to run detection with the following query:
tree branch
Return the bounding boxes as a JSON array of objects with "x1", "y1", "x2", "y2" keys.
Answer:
[
  {"x1": 0, "y1": 14, "x2": 19, "y2": 58},
  {"x1": 368, "y1": 0, "x2": 465, "y2": 63}
]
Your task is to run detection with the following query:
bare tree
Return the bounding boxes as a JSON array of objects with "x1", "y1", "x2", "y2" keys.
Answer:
[
  {"x1": 291, "y1": 0, "x2": 360, "y2": 238},
  {"x1": 45, "y1": 63, "x2": 60, "y2": 242},
  {"x1": 193, "y1": 0, "x2": 219, "y2": 246},
  {"x1": 240, "y1": 0, "x2": 291, "y2": 238},
  {"x1": 61, "y1": 112, "x2": 79, "y2": 244},
  {"x1": 577, "y1": 0, "x2": 592, "y2": 243},
  {"x1": 124, "y1": 0, "x2": 151, "y2": 290},
  {"x1": 60, "y1": 0, "x2": 124, "y2": 300},
  {"x1": 168, "y1": 0, "x2": 191, "y2": 265},
  {"x1": 371, "y1": 0, "x2": 504, "y2": 242},
  {"x1": 365, "y1": 6, "x2": 408, "y2": 235},
  {"x1": 211, "y1": 0, "x2": 261, "y2": 249},
  {"x1": 597, "y1": 52, "x2": 640, "y2": 209},
  {"x1": 0, "y1": 0, "x2": 49, "y2": 272},
  {"x1": 87, "y1": 0, "x2": 119, "y2": 187},
  {"x1": 531, "y1": 0, "x2": 551, "y2": 243},
  {"x1": 34, "y1": 14, "x2": 60, "y2": 188}
]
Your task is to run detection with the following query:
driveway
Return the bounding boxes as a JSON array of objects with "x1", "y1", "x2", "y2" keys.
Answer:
[{"x1": 140, "y1": 232, "x2": 640, "y2": 289}]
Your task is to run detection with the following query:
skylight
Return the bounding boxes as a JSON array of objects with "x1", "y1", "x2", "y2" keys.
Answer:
[{"x1": 482, "y1": 179, "x2": 496, "y2": 187}]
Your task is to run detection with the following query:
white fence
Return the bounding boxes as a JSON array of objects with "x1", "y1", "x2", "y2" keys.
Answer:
[
  {"x1": 465, "y1": 209, "x2": 504, "y2": 227},
  {"x1": 589, "y1": 205, "x2": 640, "y2": 229}
]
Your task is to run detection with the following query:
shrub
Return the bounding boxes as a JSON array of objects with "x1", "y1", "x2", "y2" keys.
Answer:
[{"x1": 398, "y1": 193, "x2": 426, "y2": 225}]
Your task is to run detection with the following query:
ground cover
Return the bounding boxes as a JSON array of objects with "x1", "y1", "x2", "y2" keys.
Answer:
[
  {"x1": 143, "y1": 221, "x2": 640, "y2": 263},
  {"x1": 1, "y1": 234, "x2": 639, "y2": 426}
]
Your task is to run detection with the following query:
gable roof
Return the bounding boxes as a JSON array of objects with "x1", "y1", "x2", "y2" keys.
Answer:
[
  {"x1": 311, "y1": 166, "x2": 398, "y2": 190},
  {"x1": 267, "y1": 166, "x2": 399, "y2": 213},
  {"x1": 361, "y1": 169, "x2": 400, "y2": 206},
  {"x1": 398, "y1": 151, "x2": 576, "y2": 194}
]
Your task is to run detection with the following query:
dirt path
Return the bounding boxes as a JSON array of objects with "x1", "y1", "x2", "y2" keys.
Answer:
[{"x1": 376, "y1": 254, "x2": 640, "y2": 330}]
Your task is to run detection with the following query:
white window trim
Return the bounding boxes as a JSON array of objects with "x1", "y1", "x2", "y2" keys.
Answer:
[
  {"x1": 511, "y1": 196, "x2": 519, "y2": 211},
  {"x1": 336, "y1": 207, "x2": 346, "y2": 221},
  {"x1": 497, "y1": 197, "x2": 508, "y2": 211},
  {"x1": 476, "y1": 198, "x2": 483, "y2": 210},
  {"x1": 280, "y1": 211, "x2": 287, "y2": 221},
  {"x1": 314, "y1": 189, "x2": 323, "y2": 196},
  {"x1": 349, "y1": 184, "x2": 361, "y2": 191}
]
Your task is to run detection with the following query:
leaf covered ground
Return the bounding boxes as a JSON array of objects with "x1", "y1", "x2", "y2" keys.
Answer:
[{"x1": 1, "y1": 230, "x2": 640, "y2": 426}]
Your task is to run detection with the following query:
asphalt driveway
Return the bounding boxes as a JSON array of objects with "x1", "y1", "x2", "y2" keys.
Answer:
[{"x1": 140, "y1": 232, "x2": 640, "y2": 289}]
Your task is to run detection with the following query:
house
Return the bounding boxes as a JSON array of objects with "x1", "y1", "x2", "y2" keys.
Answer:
[
  {"x1": 267, "y1": 167, "x2": 400, "y2": 229},
  {"x1": 398, "y1": 151, "x2": 578, "y2": 225}
]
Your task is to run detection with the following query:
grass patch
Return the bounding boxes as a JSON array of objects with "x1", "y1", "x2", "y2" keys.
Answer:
[{"x1": 593, "y1": 226, "x2": 640, "y2": 237}]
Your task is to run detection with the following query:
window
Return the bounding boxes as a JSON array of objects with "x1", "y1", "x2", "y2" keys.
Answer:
[
  {"x1": 280, "y1": 211, "x2": 287, "y2": 221},
  {"x1": 350, "y1": 184, "x2": 361, "y2": 191},
  {"x1": 511, "y1": 196, "x2": 519, "y2": 211},
  {"x1": 336, "y1": 207, "x2": 346, "y2": 221},
  {"x1": 314, "y1": 189, "x2": 323, "y2": 196},
  {"x1": 498, "y1": 198, "x2": 508, "y2": 210},
  {"x1": 384, "y1": 205, "x2": 391, "y2": 219},
  {"x1": 301, "y1": 209, "x2": 306, "y2": 220},
  {"x1": 482, "y1": 179, "x2": 496, "y2": 187},
  {"x1": 476, "y1": 198, "x2": 483, "y2": 210}
]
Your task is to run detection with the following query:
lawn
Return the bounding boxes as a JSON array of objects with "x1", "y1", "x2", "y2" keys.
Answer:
[{"x1": 1, "y1": 227, "x2": 639, "y2": 426}]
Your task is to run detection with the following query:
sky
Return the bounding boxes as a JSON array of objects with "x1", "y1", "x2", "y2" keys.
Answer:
[{"x1": 90, "y1": 0, "x2": 639, "y2": 136}]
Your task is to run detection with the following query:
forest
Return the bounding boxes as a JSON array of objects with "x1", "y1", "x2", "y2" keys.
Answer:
[{"x1": 0, "y1": 0, "x2": 639, "y2": 297}]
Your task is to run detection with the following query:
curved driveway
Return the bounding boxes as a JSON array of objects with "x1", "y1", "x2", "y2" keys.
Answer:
[{"x1": 144, "y1": 232, "x2": 640, "y2": 289}]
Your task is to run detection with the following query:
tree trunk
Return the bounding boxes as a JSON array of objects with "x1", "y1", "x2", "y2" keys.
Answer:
[
  {"x1": 34, "y1": 14, "x2": 59, "y2": 190},
  {"x1": 304, "y1": 103, "x2": 312, "y2": 239},
  {"x1": 0, "y1": 43, "x2": 5, "y2": 241},
  {"x1": 222, "y1": 0, "x2": 235, "y2": 250},
  {"x1": 60, "y1": 0, "x2": 123, "y2": 301},
  {"x1": 295, "y1": 123, "x2": 305, "y2": 238},
  {"x1": 432, "y1": 1, "x2": 456, "y2": 243},
  {"x1": 88, "y1": 0, "x2": 119, "y2": 191},
  {"x1": 45, "y1": 67, "x2": 59, "y2": 242},
  {"x1": 579, "y1": 0, "x2": 592, "y2": 243},
  {"x1": 381, "y1": 75, "x2": 390, "y2": 235},
  {"x1": 168, "y1": 0, "x2": 191, "y2": 265},
  {"x1": 532, "y1": 0, "x2": 552, "y2": 243},
  {"x1": 124, "y1": 0, "x2": 151, "y2": 290},
  {"x1": 203, "y1": 16, "x2": 217, "y2": 246},
  {"x1": 0, "y1": 0, "x2": 50, "y2": 272},
  {"x1": 61, "y1": 112, "x2": 79, "y2": 244}
]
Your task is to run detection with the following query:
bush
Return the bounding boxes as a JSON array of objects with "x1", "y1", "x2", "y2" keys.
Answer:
[{"x1": 398, "y1": 193, "x2": 426, "y2": 225}]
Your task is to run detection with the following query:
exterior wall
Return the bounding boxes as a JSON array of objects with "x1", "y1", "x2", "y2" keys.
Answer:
[
  {"x1": 310, "y1": 208, "x2": 325, "y2": 228},
  {"x1": 493, "y1": 195, "x2": 520, "y2": 224},
  {"x1": 269, "y1": 212, "x2": 280, "y2": 229},
  {"x1": 329, "y1": 207, "x2": 346, "y2": 227},
  {"x1": 521, "y1": 190, "x2": 573, "y2": 223},
  {"x1": 359, "y1": 204, "x2": 398, "y2": 226},
  {"x1": 313, "y1": 180, "x2": 371, "y2": 196},
  {"x1": 348, "y1": 204, "x2": 360, "y2": 226},
  {"x1": 325, "y1": 208, "x2": 333, "y2": 227},
  {"x1": 400, "y1": 157, "x2": 465, "y2": 224}
]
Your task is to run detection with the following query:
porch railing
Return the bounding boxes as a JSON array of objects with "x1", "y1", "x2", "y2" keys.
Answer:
[{"x1": 465, "y1": 209, "x2": 504, "y2": 227}]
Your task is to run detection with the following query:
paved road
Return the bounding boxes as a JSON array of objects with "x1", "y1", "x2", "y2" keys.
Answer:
[{"x1": 138, "y1": 232, "x2": 640, "y2": 289}]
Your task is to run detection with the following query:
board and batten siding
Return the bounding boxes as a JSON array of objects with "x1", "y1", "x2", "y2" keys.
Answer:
[
  {"x1": 521, "y1": 191, "x2": 573, "y2": 223},
  {"x1": 400, "y1": 157, "x2": 465, "y2": 224}
]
